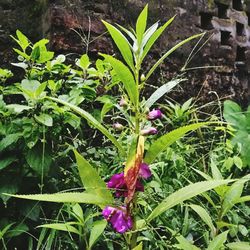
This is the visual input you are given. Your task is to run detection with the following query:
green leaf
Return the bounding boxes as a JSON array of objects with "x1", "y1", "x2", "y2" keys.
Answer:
[
  {"x1": 144, "y1": 123, "x2": 208, "y2": 164},
  {"x1": 6, "y1": 104, "x2": 32, "y2": 113},
  {"x1": 136, "y1": 4, "x2": 148, "y2": 46},
  {"x1": 175, "y1": 234, "x2": 201, "y2": 250},
  {"x1": 132, "y1": 242, "x2": 143, "y2": 250},
  {"x1": 74, "y1": 150, "x2": 113, "y2": 206},
  {"x1": 227, "y1": 242, "x2": 250, "y2": 250},
  {"x1": 145, "y1": 78, "x2": 184, "y2": 108},
  {"x1": 189, "y1": 204, "x2": 216, "y2": 237},
  {"x1": 13, "y1": 48, "x2": 30, "y2": 60},
  {"x1": 4, "y1": 192, "x2": 110, "y2": 206},
  {"x1": 145, "y1": 33, "x2": 205, "y2": 81},
  {"x1": 147, "y1": 179, "x2": 234, "y2": 222},
  {"x1": 89, "y1": 220, "x2": 107, "y2": 249},
  {"x1": 102, "y1": 21, "x2": 134, "y2": 70},
  {"x1": 47, "y1": 96, "x2": 125, "y2": 156},
  {"x1": 37, "y1": 223, "x2": 80, "y2": 235},
  {"x1": 207, "y1": 231, "x2": 228, "y2": 250},
  {"x1": 235, "y1": 195, "x2": 250, "y2": 203},
  {"x1": 34, "y1": 113, "x2": 53, "y2": 127},
  {"x1": 100, "y1": 54, "x2": 137, "y2": 107},
  {"x1": 25, "y1": 143, "x2": 53, "y2": 175},
  {"x1": 0, "y1": 133, "x2": 21, "y2": 151},
  {"x1": 233, "y1": 156, "x2": 243, "y2": 170},
  {"x1": 6, "y1": 223, "x2": 29, "y2": 238},
  {"x1": 221, "y1": 174, "x2": 250, "y2": 217},
  {"x1": 12, "y1": 30, "x2": 30, "y2": 51},
  {"x1": 141, "y1": 16, "x2": 175, "y2": 61},
  {"x1": 78, "y1": 54, "x2": 90, "y2": 69},
  {"x1": 0, "y1": 156, "x2": 16, "y2": 171},
  {"x1": 0, "y1": 223, "x2": 15, "y2": 240}
]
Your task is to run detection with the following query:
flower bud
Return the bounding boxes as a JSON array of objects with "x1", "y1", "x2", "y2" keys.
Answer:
[
  {"x1": 147, "y1": 109, "x2": 162, "y2": 120},
  {"x1": 141, "y1": 127, "x2": 157, "y2": 136},
  {"x1": 119, "y1": 98, "x2": 127, "y2": 107},
  {"x1": 140, "y1": 74, "x2": 146, "y2": 82},
  {"x1": 113, "y1": 123, "x2": 124, "y2": 131}
]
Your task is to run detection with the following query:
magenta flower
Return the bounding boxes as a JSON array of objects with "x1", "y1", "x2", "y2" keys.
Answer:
[
  {"x1": 141, "y1": 127, "x2": 157, "y2": 136},
  {"x1": 139, "y1": 163, "x2": 152, "y2": 179},
  {"x1": 107, "y1": 172, "x2": 143, "y2": 197},
  {"x1": 147, "y1": 109, "x2": 162, "y2": 120},
  {"x1": 113, "y1": 122, "x2": 124, "y2": 131},
  {"x1": 102, "y1": 206, "x2": 133, "y2": 233}
]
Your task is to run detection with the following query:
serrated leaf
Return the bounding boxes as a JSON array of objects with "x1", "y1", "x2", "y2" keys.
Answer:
[
  {"x1": 207, "y1": 231, "x2": 228, "y2": 250},
  {"x1": 100, "y1": 54, "x2": 137, "y2": 107},
  {"x1": 144, "y1": 123, "x2": 208, "y2": 164},
  {"x1": 89, "y1": 220, "x2": 107, "y2": 249},
  {"x1": 102, "y1": 21, "x2": 134, "y2": 70},
  {"x1": 4, "y1": 192, "x2": 109, "y2": 205},
  {"x1": 74, "y1": 150, "x2": 113, "y2": 206},
  {"x1": 47, "y1": 96, "x2": 125, "y2": 156},
  {"x1": 147, "y1": 179, "x2": 234, "y2": 222}
]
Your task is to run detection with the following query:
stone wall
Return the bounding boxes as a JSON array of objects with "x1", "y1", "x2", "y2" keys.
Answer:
[{"x1": 0, "y1": 0, "x2": 249, "y2": 105}]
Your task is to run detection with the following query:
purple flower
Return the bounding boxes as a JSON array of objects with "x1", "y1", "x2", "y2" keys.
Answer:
[
  {"x1": 141, "y1": 127, "x2": 157, "y2": 136},
  {"x1": 102, "y1": 206, "x2": 133, "y2": 233},
  {"x1": 107, "y1": 172, "x2": 144, "y2": 197},
  {"x1": 147, "y1": 109, "x2": 162, "y2": 120},
  {"x1": 113, "y1": 123, "x2": 124, "y2": 131},
  {"x1": 139, "y1": 163, "x2": 152, "y2": 179}
]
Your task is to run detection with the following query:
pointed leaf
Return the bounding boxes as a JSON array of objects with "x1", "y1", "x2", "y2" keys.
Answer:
[
  {"x1": 147, "y1": 179, "x2": 234, "y2": 222},
  {"x1": 144, "y1": 123, "x2": 208, "y2": 164},
  {"x1": 207, "y1": 231, "x2": 228, "y2": 250},
  {"x1": 175, "y1": 234, "x2": 201, "y2": 250},
  {"x1": 89, "y1": 220, "x2": 107, "y2": 249},
  {"x1": 4, "y1": 192, "x2": 110, "y2": 206},
  {"x1": 37, "y1": 223, "x2": 80, "y2": 235},
  {"x1": 132, "y1": 242, "x2": 143, "y2": 250},
  {"x1": 227, "y1": 242, "x2": 250, "y2": 250},
  {"x1": 74, "y1": 150, "x2": 113, "y2": 206},
  {"x1": 100, "y1": 54, "x2": 138, "y2": 107},
  {"x1": 47, "y1": 96, "x2": 125, "y2": 156},
  {"x1": 102, "y1": 21, "x2": 134, "y2": 70},
  {"x1": 145, "y1": 78, "x2": 184, "y2": 108},
  {"x1": 189, "y1": 204, "x2": 216, "y2": 237},
  {"x1": 136, "y1": 5, "x2": 148, "y2": 46},
  {"x1": 142, "y1": 16, "x2": 175, "y2": 61},
  {"x1": 145, "y1": 33, "x2": 205, "y2": 81}
]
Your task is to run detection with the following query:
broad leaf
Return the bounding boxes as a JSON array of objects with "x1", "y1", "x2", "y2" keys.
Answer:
[
  {"x1": 74, "y1": 150, "x2": 113, "y2": 206},
  {"x1": 145, "y1": 33, "x2": 205, "y2": 81},
  {"x1": 0, "y1": 133, "x2": 21, "y2": 151},
  {"x1": 144, "y1": 123, "x2": 208, "y2": 164},
  {"x1": 6, "y1": 104, "x2": 32, "y2": 113},
  {"x1": 34, "y1": 113, "x2": 53, "y2": 127},
  {"x1": 147, "y1": 179, "x2": 234, "y2": 222},
  {"x1": 102, "y1": 21, "x2": 134, "y2": 70},
  {"x1": 0, "y1": 156, "x2": 17, "y2": 171},
  {"x1": 100, "y1": 54, "x2": 138, "y2": 107},
  {"x1": 145, "y1": 78, "x2": 184, "y2": 108},
  {"x1": 189, "y1": 204, "x2": 216, "y2": 237},
  {"x1": 47, "y1": 96, "x2": 125, "y2": 156},
  {"x1": 37, "y1": 223, "x2": 80, "y2": 235},
  {"x1": 89, "y1": 220, "x2": 107, "y2": 249},
  {"x1": 207, "y1": 231, "x2": 228, "y2": 250},
  {"x1": 4, "y1": 192, "x2": 110, "y2": 206}
]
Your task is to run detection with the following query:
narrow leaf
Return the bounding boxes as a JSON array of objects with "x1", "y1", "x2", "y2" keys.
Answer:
[
  {"x1": 74, "y1": 150, "x2": 113, "y2": 206},
  {"x1": 100, "y1": 54, "x2": 138, "y2": 107},
  {"x1": 145, "y1": 78, "x2": 184, "y2": 108},
  {"x1": 4, "y1": 192, "x2": 110, "y2": 206},
  {"x1": 144, "y1": 123, "x2": 208, "y2": 164},
  {"x1": 227, "y1": 242, "x2": 250, "y2": 250},
  {"x1": 189, "y1": 204, "x2": 216, "y2": 237},
  {"x1": 37, "y1": 223, "x2": 80, "y2": 235},
  {"x1": 145, "y1": 33, "x2": 205, "y2": 81},
  {"x1": 136, "y1": 4, "x2": 148, "y2": 46},
  {"x1": 102, "y1": 21, "x2": 134, "y2": 70},
  {"x1": 175, "y1": 234, "x2": 201, "y2": 250},
  {"x1": 147, "y1": 179, "x2": 234, "y2": 222},
  {"x1": 207, "y1": 231, "x2": 228, "y2": 250},
  {"x1": 89, "y1": 220, "x2": 107, "y2": 249},
  {"x1": 47, "y1": 96, "x2": 125, "y2": 156}
]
